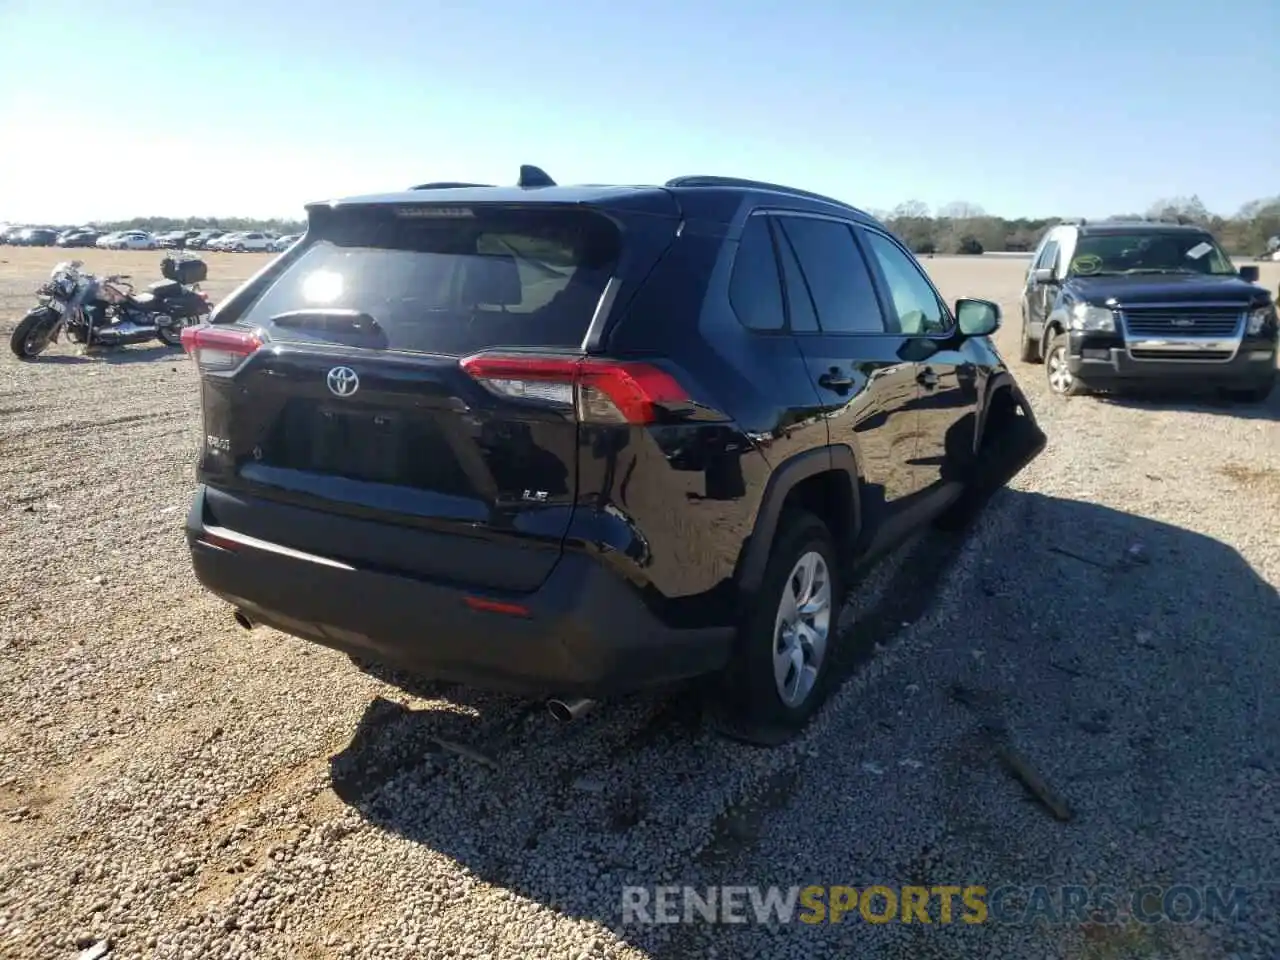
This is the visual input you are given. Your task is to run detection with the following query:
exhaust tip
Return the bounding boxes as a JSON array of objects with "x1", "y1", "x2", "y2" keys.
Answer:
[
  {"x1": 233, "y1": 609, "x2": 255, "y2": 631},
  {"x1": 547, "y1": 697, "x2": 597, "y2": 723}
]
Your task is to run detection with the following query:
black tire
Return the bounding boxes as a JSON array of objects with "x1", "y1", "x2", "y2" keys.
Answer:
[
  {"x1": 156, "y1": 321, "x2": 184, "y2": 347},
  {"x1": 10, "y1": 309, "x2": 57, "y2": 359},
  {"x1": 1018, "y1": 309, "x2": 1042, "y2": 363},
  {"x1": 1044, "y1": 331, "x2": 1085, "y2": 397},
  {"x1": 714, "y1": 510, "x2": 844, "y2": 746},
  {"x1": 234, "y1": 244, "x2": 246, "y2": 253}
]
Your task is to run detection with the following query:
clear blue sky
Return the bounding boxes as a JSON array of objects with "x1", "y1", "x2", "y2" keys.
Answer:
[{"x1": 1, "y1": 0, "x2": 1276, "y2": 224}]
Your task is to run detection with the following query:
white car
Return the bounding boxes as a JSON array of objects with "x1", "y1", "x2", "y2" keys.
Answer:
[
  {"x1": 216, "y1": 232, "x2": 273, "y2": 252},
  {"x1": 95, "y1": 231, "x2": 121, "y2": 248},
  {"x1": 209, "y1": 232, "x2": 245, "y2": 251},
  {"x1": 104, "y1": 230, "x2": 156, "y2": 250},
  {"x1": 271, "y1": 234, "x2": 302, "y2": 252}
]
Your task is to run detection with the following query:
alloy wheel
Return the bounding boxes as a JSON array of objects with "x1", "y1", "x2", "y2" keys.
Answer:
[
  {"x1": 772, "y1": 550, "x2": 831, "y2": 708},
  {"x1": 1047, "y1": 346, "x2": 1074, "y2": 394}
]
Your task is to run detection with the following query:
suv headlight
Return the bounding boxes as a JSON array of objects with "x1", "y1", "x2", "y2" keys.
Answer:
[
  {"x1": 1069, "y1": 303, "x2": 1115, "y2": 332},
  {"x1": 1246, "y1": 305, "x2": 1276, "y2": 336}
]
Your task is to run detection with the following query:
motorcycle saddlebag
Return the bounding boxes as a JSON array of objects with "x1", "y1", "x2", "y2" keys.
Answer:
[{"x1": 161, "y1": 256, "x2": 207, "y2": 285}]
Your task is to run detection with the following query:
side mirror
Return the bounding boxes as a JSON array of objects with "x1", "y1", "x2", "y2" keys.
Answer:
[
  {"x1": 1031, "y1": 267, "x2": 1059, "y2": 285},
  {"x1": 1239, "y1": 264, "x2": 1260, "y2": 283},
  {"x1": 956, "y1": 299, "x2": 1001, "y2": 338}
]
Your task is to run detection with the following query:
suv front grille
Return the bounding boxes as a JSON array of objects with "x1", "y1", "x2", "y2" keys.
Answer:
[
  {"x1": 1127, "y1": 348, "x2": 1235, "y2": 362},
  {"x1": 1119, "y1": 305, "x2": 1244, "y2": 338}
]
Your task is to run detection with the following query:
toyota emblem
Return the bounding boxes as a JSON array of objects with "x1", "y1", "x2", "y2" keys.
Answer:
[{"x1": 326, "y1": 366, "x2": 359, "y2": 397}]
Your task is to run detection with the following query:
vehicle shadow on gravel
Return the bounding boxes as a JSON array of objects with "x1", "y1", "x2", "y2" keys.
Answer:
[
  {"x1": 15, "y1": 345, "x2": 183, "y2": 366},
  {"x1": 1092, "y1": 386, "x2": 1279, "y2": 422},
  {"x1": 326, "y1": 490, "x2": 1280, "y2": 959}
]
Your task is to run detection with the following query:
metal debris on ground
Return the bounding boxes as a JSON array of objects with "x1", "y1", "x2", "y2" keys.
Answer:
[
  {"x1": 995, "y1": 743, "x2": 1074, "y2": 822},
  {"x1": 429, "y1": 737, "x2": 499, "y2": 771},
  {"x1": 949, "y1": 683, "x2": 1074, "y2": 822},
  {"x1": 1047, "y1": 544, "x2": 1112, "y2": 569}
]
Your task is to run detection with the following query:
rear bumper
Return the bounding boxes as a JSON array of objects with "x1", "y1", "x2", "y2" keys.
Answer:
[
  {"x1": 1068, "y1": 335, "x2": 1277, "y2": 388},
  {"x1": 185, "y1": 485, "x2": 733, "y2": 697}
]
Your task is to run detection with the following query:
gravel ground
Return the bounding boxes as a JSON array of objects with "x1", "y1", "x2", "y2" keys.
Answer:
[{"x1": 0, "y1": 248, "x2": 1277, "y2": 960}]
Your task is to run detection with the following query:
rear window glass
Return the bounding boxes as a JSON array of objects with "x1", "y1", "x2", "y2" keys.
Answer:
[{"x1": 239, "y1": 206, "x2": 620, "y2": 355}]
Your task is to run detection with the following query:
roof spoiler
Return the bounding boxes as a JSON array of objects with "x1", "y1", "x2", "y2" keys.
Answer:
[
  {"x1": 408, "y1": 165, "x2": 558, "y2": 192},
  {"x1": 518, "y1": 165, "x2": 556, "y2": 188}
]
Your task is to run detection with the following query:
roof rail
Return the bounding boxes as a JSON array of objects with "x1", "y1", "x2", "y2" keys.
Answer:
[
  {"x1": 664, "y1": 175, "x2": 859, "y2": 212},
  {"x1": 409, "y1": 181, "x2": 494, "y2": 190}
]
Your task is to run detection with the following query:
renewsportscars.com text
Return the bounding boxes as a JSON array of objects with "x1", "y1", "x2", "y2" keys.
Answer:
[{"x1": 620, "y1": 884, "x2": 1253, "y2": 926}]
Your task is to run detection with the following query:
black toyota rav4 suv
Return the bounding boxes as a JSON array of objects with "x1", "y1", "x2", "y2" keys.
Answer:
[
  {"x1": 181, "y1": 168, "x2": 1046, "y2": 744},
  {"x1": 1019, "y1": 220, "x2": 1278, "y2": 401}
]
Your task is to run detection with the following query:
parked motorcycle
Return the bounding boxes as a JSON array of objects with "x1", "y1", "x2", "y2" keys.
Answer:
[{"x1": 10, "y1": 256, "x2": 212, "y2": 359}]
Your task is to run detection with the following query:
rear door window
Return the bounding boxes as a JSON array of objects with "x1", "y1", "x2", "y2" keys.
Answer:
[
  {"x1": 728, "y1": 216, "x2": 785, "y2": 331},
  {"x1": 773, "y1": 220, "x2": 819, "y2": 333},
  {"x1": 774, "y1": 216, "x2": 886, "y2": 334},
  {"x1": 239, "y1": 206, "x2": 621, "y2": 356}
]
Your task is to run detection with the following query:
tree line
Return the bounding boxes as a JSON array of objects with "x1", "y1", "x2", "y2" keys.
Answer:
[
  {"x1": 77, "y1": 216, "x2": 307, "y2": 235},
  {"x1": 871, "y1": 195, "x2": 1280, "y2": 256},
  {"x1": 25, "y1": 193, "x2": 1280, "y2": 257}
]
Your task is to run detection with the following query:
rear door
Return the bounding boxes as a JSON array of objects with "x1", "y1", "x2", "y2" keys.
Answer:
[
  {"x1": 196, "y1": 202, "x2": 659, "y2": 591},
  {"x1": 768, "y1": 212, "x2": 924, "y2": 532}
]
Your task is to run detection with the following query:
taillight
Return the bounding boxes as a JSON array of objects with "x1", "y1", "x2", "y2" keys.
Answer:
[
  {"x1": 459, "y1": 354, "x2": 690, "y2": 425},
  {"x1": 181, "y1": 324, "x2": 263, "y2": 373}
]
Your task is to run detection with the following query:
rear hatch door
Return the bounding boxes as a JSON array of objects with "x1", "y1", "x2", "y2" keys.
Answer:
[{"x1": 197, "y1": 200, "x2": 667, "y2": 591}]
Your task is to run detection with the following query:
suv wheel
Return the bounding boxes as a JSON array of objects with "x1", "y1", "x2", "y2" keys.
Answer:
[
  {"x1": 716, "y1": 510, "x2": 843, "y2": 745},
  {"x1": 1045, "y1": 332, "x2": 1084, "y2": 397},
  {"x1": 1018, "y1": 307, "x2": 1042, "y2": 363}
]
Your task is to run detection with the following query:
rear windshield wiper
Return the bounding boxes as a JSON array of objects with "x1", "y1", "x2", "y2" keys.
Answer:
[{"x1": 268, "y1": 308, "x2": 385, "y2": 338}]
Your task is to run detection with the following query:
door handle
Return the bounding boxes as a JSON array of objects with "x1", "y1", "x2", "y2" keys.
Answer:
[
  {"x1": 818, "y1": 369, "x2": 854, "y2": 390},
  {"x1": 916, "y1": 367, "x2": 939, "y2": 388}
]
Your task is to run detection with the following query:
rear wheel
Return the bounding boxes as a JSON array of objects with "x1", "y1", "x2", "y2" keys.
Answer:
[
  {"x1": 10, "y1": 309, "x2": 57, "y2": 359},
  {"x1": 1045, "y1": 332, "x2": 1084, "y2": 397},
  {"x1": 157, "y1": 311, "x2": 208, "y2": 347},
  {"x1": 1018, "y1": 309, "x2": 1042, "y2": 363},
  {"x1": 715, "y1": 510, "x2": 843, "y2": 746},
  {"x1": 156, "y1": 320, "x2": 184, "y2": 347}
]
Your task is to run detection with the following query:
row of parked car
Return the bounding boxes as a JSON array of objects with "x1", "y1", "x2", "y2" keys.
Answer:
[{"x1": 0, "y1": 225, "x2": 300, "y2": 252}]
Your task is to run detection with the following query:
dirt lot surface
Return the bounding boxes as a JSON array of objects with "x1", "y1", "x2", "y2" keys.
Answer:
[{"x1": 1, "y1": 246, "x2": 1277, "y2": 960}]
